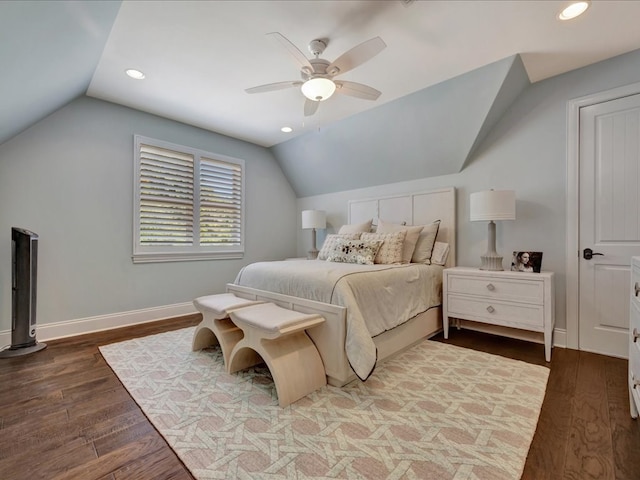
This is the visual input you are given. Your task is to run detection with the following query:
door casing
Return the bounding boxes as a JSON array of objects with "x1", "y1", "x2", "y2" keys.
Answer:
[{"x1": 566, "y1": 81, "x2": 640, "y2": 350}]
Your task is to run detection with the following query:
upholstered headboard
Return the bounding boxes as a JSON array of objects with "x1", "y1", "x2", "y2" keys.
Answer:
[{"x1": 348, "y1": 187, "x2": 456, "y2": 268}]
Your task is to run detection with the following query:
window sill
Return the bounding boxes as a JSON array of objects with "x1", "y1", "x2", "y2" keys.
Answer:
[{"x1": 132, "y1": 251, "x2": 244, "y2": 264}]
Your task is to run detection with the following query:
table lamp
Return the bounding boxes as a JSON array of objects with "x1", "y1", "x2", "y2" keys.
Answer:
[
  {"x1": 301, "y1": 210, "x2": 326, "y2": 259},
  {"x1": 470, "y1": 190, "x2": 516, "y2": 270}
]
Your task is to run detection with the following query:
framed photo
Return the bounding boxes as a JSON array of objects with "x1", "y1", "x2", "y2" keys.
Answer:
[{"x1": 511, "y1": 251, "x2": 543, "y2": 273}]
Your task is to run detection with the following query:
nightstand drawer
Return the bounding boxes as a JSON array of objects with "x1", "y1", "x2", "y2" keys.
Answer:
[
  {"x1": 447, "y1": 294, "x2": 544, "y2": 330},
  {"x1": 447, "y1": 275, "x2": 544, "y2": 304}
]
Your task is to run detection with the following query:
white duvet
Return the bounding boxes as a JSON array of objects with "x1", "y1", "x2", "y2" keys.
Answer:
[{"x1": 233, "y1": 260, "x2": 443, "y2": 380}]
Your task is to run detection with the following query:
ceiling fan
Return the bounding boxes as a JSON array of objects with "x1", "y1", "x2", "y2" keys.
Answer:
[{"x1": 245, "y1": 32, "x2": 386, "y2": 117}]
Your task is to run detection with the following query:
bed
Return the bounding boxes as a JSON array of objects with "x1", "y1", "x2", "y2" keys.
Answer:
[{"x1": 227, "y1": 187, "x2": 456, "y2": 387}]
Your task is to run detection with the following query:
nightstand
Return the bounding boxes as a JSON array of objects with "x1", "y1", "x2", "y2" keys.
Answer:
[{"x1": 443, "y1": 267, "x2": 555, "y2": 361}]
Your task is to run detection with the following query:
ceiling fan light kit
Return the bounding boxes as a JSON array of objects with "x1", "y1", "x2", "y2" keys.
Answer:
[
  {"x1": 245, "y1": 32, "x2": 386, "y2": 116},
  {"x1": 301, "y1": 77, "x2": 336, "y2": 101}
]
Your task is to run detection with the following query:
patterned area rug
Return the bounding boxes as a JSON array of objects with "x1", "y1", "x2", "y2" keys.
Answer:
[{"x1": 99, "y1": 328, "x2": 549, "y2": 480}]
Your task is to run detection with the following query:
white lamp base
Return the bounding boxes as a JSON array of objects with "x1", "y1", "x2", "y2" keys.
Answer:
[
  {"x1": 307, "y1": 228, "x2": 319, "y2": 260},
  {"x1": 479, "y1": 221, "x2": 504, "y2": 271},
  {"x1": 479, "y1": 254, "x2": 504, "y2": 271}
]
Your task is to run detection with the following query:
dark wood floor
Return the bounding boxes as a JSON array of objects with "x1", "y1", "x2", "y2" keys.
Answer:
[{"x1": 1, "y1": 318, "x2": 638, "y2": 480}]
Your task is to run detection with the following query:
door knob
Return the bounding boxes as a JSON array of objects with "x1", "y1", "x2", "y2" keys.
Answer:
[{"x1": 583, "y1": 248, "x2": 604, "y2": 260}]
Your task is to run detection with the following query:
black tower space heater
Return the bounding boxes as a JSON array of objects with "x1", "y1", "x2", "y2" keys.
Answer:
[{"x1": 0, "y1": 228, "x2": 46, "y2": 358}]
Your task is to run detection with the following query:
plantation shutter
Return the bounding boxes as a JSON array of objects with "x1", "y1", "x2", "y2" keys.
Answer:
[
  {"x1": 200, "y1": 157, "x2": 243, "y2": 246},
  {"x1": 133, "y1": 135, "x2": 245, "y2": 263},
  {"x1": 139, "y1": 143, "x2": 195, "y2": 246}
]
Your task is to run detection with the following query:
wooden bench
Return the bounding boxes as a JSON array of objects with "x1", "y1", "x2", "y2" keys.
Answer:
[
  {"x1": 227, "y1": 302, "x2": 326, "y2": 407},
  {"x1": 192, "y1": 293, "x2": 264, "y2": 370}
]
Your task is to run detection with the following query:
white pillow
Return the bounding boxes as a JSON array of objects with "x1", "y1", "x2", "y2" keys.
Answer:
[
  {"x1": 376, "y1": 219, "x2": 424, "y2": 264},
  {"x1": 338, "y1": 219, "x2": 373, "y2": 234},
  {"x1": 431, "y1": 241, "x2": 450, "y2": 266},
  {"x1": 361, "y1": 231, "x2": 406, "y2": 265},
  {"x1": 411, "y1": 220, "x2": 441, "y2": 264},
  {"x1": 318, "y1": 233, "x2": 361, "y2": 260}
]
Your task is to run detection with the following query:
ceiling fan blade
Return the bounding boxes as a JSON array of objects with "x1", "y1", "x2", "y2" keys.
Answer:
[
  {"x1": 267, "y1": 32, "x2": 313, "y2": 72},
  {"x1": 334, "y1": 81, "x2": 381, "y2": 101},
  {"x1": 245, "y1": 81, "x2": 302, "y2": 94},
  {"x1": 304, "y1": 99, "x2": 319, "y2": 117},
  {"x1": 326, "y1": 37, "x2": 386, "y2": 77}
]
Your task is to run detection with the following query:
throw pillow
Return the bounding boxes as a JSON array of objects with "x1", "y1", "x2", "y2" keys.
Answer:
[
  {"x1": 326, "y1": 239, "x2": 382, "y2": 265},
  {"x1": 338, "y1": 219, "x2": 373, "y2": 234},
  {"x1": 431, "y1": 241, "x2": 450, "y2": 266},
  {"x1": 317, "y1": 233, "x2": 361, "y2": 260},
  {"x1": 376, "y1": 219, "x2": 424, "y2": 264},
  {"x1": 411, "y1": 220, "x2": 441, "y2": 264},
  {"x1": 361, "y1": 231, "x2": 406, "y2": 264}
]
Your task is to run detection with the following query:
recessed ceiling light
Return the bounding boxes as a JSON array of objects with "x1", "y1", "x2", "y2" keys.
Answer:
[
  {"x1": 125, "y1": 68, "x2": 146, "y2": 80},
  {"x1": 281, "y1": 127, "x2": 293, "y2": 133},
  {"x1": 558, "y1": 1, "x2": 590, "y2": 20}
]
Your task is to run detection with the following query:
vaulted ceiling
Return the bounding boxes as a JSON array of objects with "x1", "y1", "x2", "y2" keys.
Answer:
[{"x1": 2, "y1": 0, "x2": 640, "y2": 149}]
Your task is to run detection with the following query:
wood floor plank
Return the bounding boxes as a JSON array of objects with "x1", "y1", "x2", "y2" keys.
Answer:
[
  {"x1": 93, "y1": 420, "x2": 158, "y2": 457},
  {"x1": 50, "y1": 432, "x2": 175, "y2": 480},
  {"x1": 111, "y1": 447, "x2": 193, "y2": 480},
  {"x1": 67, "y1": 388, "x2": 137, "y2": 420},
  {"x1": 563, "y1": 352, "x2": 616, "y2": 480},
  {"x1": 603, "y1": 355, "x2": 640, "y2": 480},
  {"x1": 1, "y1": 407, "x2": 68, "y2": 432},
  {"x1": 0, "y1": 390, "x2": 65, "y2": 424},
  {"x1": 78, "y1": 408, "x2": 150, "y2": 445},
  {"x1": 0, "y1": 365, "x2": 115, "y2": 405},
  {"x1": 0, "y1": 413, "x2": 88, "y2": 461},
  {"x1": 0, "y1": 441, "x2": 98, "y2": 480},
  {"x1": 521, "y1": 348, "x2": 577, "y2": 479}
]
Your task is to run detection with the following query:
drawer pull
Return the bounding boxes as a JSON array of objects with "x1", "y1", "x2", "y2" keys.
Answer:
[
  {"x1": 635, "y1": 282, "x2": 640, "y2": 297},
  {"x1": 486, "y1": 283, "x2": 495, "y2": 291},
  {"x1": 634, "y1": 328, "x2": 640, "y2": 343},
  {"x1": 486, "y1": 306, "x2": 495, "y2": 314}
]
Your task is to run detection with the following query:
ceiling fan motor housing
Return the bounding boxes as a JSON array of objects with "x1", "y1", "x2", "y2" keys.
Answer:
[
  {"x1": 300, "y1": 58, "x2": 331, "y2": 81},
  {"x1": 308, "y1": 38, "x2": 327, "y2": 57}
]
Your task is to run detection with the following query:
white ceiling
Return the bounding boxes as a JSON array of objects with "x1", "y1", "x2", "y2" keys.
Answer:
[{"x1": 85, "y1": 0, "x2": 640, "y2": 148}]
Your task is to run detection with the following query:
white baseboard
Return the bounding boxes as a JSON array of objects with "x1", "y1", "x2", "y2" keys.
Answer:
[
  {"x1": 455, "y1": 320, "x2": 567, "y2": 348},
  {"x1": 553, "y1": 328, "x2": 567, "y2": 348},
  {"x1": 0, "y1": 302, "x2": 198, "y2": 347}
]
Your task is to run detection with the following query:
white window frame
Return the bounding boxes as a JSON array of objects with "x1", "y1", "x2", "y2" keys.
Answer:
[{"x1": 133, "y1": 135, "x2": 245, "y2": 263}]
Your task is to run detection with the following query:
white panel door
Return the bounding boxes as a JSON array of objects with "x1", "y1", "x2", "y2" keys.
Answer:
[{"x1": 579, "y1": 93, "x2": 640, "y2": 357}]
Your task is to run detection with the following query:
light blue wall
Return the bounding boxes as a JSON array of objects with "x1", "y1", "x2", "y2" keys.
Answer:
[
  {"x1": 0, "y1": 97, "x2": 297, "y2": 330},
  {"x1": 297, "y1": 47, "x2": 640, "y2": 332}
]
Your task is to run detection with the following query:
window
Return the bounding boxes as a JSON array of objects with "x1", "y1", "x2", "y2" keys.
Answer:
[{"x1": 133, "y1": 135, "x2": 244, "y2": 263}]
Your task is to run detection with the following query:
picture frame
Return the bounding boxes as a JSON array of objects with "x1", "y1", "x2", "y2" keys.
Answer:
[{"x1": 511, "y1": 251, "x2": 543, "y2": 273}]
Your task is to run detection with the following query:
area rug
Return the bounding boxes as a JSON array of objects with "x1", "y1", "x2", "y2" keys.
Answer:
[{"x1": 99, "y1": 328, "x2": 549, "y2": 480}]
